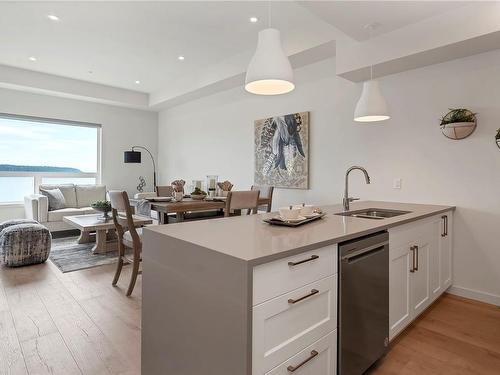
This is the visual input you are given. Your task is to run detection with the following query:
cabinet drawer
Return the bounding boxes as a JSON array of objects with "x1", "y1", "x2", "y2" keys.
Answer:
[
  {"x1": 264, "y1": 331, "x2": 337, "y2": 375},
  {"x1": 253, "y1": 245, "x2": 337, "y2": 306},
  {"x1": 253, "y1": 275, "x2": 337, "y2": 374}
]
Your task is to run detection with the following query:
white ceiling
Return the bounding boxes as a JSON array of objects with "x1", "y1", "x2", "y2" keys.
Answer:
[
  {"x1": 0, "y1": 1, "x2": 472, "y2": 95},
  {"x1": 301, "y1": 1, "x2": 469, "y2": 41}
]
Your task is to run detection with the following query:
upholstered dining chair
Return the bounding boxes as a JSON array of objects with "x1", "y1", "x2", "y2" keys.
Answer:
[
  {"x1": 156, "y1": 185, "x2": 174, "y2": 197},
  {"x1": 109, "y1": 190, "x2": 143, "y2": 296},
  {"x1": 224, "y1": 190, "x2": 260, "y2": 217},
  {"x1": 251, "y1": 185, "x2": 274, "y2": 212}
]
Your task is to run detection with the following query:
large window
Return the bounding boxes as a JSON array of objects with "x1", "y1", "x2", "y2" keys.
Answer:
[{"x1": 0, "y1": 114, "x2": 100, "y2": 203}]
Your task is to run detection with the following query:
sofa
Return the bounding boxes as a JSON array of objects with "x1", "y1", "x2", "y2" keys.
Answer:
[{"x1": 24, "y1": 184, "x2": 106, "y2": 232}]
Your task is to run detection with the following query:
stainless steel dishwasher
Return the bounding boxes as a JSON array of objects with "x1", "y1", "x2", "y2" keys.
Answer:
[{"x1": 338, "y1": 231, "x2": 389, "y2": 375}]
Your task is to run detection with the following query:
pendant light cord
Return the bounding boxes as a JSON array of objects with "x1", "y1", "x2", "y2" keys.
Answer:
[
  {"x1": 268, "y1": 1, "x2": 271, "y2": 28},
  {"x1": 367, "y1": 23, "x2": 373, "y2": 81}
]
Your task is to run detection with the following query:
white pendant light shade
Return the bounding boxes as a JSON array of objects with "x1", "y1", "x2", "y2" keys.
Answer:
[
  {"x1": 245, "y1": 28, "x2": 294, "y2": 95},
  {"x1": 354, "y1": 80, "x2": 390, "y2": 122}
]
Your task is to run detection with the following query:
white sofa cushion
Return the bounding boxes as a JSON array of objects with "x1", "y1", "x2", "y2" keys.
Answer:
[
  {"x1": 124, "y1": 228, "x2": 143, "y2": 244},
  {"x1": 48, "y1": 208, "x2": 87, "y2": 222},
  {"x1": 75, "y1": 185, "x2": 106, "y2": 208},
  {"x1": 39, "y1": 184, "x2": 77, "y2": 208}
]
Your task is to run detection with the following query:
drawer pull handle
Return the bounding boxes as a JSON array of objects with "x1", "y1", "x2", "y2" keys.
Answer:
[
  {"x1": 287, "y1": 350, "x2": 319, "y2": 372},
  {"x1": 288, "y1": 289, "x2": 319, "y2": 304},
  {"x1": 288, "y1": 255, "x2": 319, "y2": 267}
]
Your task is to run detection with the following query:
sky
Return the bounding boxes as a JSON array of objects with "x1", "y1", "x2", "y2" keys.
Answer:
[{"x1": 0, "y1": 117, "x2": 98, "y2": 173}]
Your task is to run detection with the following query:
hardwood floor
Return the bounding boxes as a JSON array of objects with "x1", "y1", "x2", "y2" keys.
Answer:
[{"x1": 0, "y1": 261, "x2": 499, "y2": 375}]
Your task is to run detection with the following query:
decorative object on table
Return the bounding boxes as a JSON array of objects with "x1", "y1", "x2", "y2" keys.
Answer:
[
  {"x1": 440, "y1": 108, "x2": 477, "y2": 140},
  {"x1": 254, "y1": 111, "x2": 309, "y2": 189},
  {"x1": 124, "y1": 146, "x2": 157, "y2": 192},
  {"x1": 354, "y1": 23, "x2": 390, "y2": 123},
  {"x1": 263, "y1": 212, "x2": 326, "y2": 227},
  {"x1": 206, "y1": 175, "x2": 218, "y2": 197},
  {"x1": 192, "y1": 179, "x2": 203, "y2": 191},
  {"x1": 190, "y1": 187, "x2": 207, "y2": 200},
  {"x1": 91, "y1": 200, "x2": 112, "y2": 220},
  {"x1": 217, "y1": 180, "x2": 234, "y2": 196},
  {"x1": 173, "y1": 191, "x2": 184, "y2": 202},
  {"x1": 137, "y1": 176, "x2": 146, "y2": 192},
  {"x1": 0, "y1": 219, "x2": 51, "y2": 267},
  {"x1": 496, "y1": 129, "x2": 500, "y2": 149},
  {"x1": 171, "y1": 179, "x2": 186, "y2": 193}
]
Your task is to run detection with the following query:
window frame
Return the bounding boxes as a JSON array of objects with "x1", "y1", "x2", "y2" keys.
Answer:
[{"x1": 0, "y1": 113, "x2": 102, "y2": 205}]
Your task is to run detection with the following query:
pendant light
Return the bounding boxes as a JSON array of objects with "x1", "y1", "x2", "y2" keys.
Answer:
[
  {"x1": 354, "y1": 24, "x2": 390, "y2": 122},
  {"x1": 245, "y1": 2, "x2": 294, "y2": 95}
]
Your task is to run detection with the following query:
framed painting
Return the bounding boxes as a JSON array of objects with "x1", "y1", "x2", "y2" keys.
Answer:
[{"x1": 254, "y1": 111, "x2": 309, "y2": 189}]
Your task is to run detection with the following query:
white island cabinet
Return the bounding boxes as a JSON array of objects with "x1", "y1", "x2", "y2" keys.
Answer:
[
  {"x1": 141, "y1": 201, "x2": 454, "y2": 375},
  {"x1": 388, "y1": 210, "x2": 453, "y2": 340}
]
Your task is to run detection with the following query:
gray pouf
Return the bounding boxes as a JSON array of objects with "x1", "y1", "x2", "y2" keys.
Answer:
[{"x1": 0, "y1": 220, "x2": 52, "y2": 267}]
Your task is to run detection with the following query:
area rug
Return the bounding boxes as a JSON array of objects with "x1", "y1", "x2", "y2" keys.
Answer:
[{"x1": 49, "y1": 236, "x2": 120, "y2": 273}]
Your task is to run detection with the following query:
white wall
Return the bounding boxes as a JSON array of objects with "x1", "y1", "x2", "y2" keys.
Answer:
[
  {"x1": 158, "y1": 50, "x2": 500, "y2": 305},
  {"x1": 0, "y1": 87, "x2": 158, "y2": 221}
]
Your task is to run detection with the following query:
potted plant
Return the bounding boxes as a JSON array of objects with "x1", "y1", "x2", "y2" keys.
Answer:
[
  {"x1": 91, "y1": 200, "x2": 112, "y2": 219},
  {"x1": 190, "y1": 187, "x2": 207, "y2": 200},
  {"x1": 440, "y1": 108, "x2": 477, "y2": 140},
  {"x1": 496, "y1": 129, "x2": 500, "y2": 149}
]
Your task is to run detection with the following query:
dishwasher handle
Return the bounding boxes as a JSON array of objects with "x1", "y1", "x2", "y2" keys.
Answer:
[{"x1": 341, "y1": 241, "x2": 388, "y2": 263}]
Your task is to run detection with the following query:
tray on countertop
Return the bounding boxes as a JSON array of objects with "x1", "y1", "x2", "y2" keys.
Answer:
[{"x1": 263, "y1": 212, "x2": 326, "y2": 227}]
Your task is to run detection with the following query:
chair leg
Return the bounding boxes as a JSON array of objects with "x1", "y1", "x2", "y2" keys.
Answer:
[
  {"x1": 126, "y1": 245, "x2": 141, "y2": 296},
  {"x1": 112, "y1": 242, "x2": 125, "y2": 286}
]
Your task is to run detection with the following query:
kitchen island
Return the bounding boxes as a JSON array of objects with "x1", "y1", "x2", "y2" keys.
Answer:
[{"x1": 141, "y1": 201, "x2": 454, "y2": 375}]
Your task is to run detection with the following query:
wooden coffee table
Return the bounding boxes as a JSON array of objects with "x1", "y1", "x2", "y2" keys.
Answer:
[{"x1": 63, "y1": 214, "x2": 152, "y2": 254}]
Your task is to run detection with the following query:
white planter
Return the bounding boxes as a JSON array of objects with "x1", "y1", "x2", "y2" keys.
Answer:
[{"x1": 440, "y1": 121, "x2": 476, "y2": 140}]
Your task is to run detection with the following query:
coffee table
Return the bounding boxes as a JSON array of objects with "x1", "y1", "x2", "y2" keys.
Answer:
[{"x1": 63, "y1": 214, "x2": 152, "y2": 254}]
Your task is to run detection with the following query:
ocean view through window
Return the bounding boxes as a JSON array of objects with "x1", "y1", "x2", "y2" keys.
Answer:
[{"x1": 0, "y1": 114, "x2": 100, "y2": 203}]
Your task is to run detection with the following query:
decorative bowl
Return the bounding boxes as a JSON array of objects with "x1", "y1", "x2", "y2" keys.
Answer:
[{"x1": 191, "y1": 194, "x2": 207, "y2": 200}]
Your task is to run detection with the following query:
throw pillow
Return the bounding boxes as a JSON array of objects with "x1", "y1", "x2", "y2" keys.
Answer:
[{"x1": 40, "y1": 188, "x2": 66, "y2": 211}]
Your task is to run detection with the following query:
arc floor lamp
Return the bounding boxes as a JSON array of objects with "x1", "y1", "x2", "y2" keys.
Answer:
[{"x1": 124, "y1": 146, "x2": 157, "y2": 192}]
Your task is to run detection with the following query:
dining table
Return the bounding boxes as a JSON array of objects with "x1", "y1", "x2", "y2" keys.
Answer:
[{"x1": 151, "y1": 197, "x2": 271, "y2": 224}]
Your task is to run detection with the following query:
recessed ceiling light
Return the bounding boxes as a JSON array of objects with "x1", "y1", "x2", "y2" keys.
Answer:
[
  {"x1": 47, "y1": 14, "x2": 60, "y2": 21},
  {"x1": 178, "y1": 55, "x2": 185, "y2": 61},
  {"x1": 88, "y1": 70, "x2": 93, "y2": 74},
  {"x1": 135, "y1": 80, "x2": 141, "y2": 84},
  {"x1": 28, "y1": 56, "x2": 37, "y2": 62},
  {"x1": 249, "y1": 17, "x2": 258, "y2": 23}
]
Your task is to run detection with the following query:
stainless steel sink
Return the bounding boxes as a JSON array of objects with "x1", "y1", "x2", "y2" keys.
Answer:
[{"x1": 335, "y1": 208, "x2": 411, "y2": 220}]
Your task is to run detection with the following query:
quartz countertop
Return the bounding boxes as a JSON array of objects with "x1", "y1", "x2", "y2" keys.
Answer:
[{"x1": 144, "y1": 201, "x2": 455, "y2": 265}]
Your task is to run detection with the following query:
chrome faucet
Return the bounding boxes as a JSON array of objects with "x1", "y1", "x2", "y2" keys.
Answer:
[{"x1": 343, "y1": 166, "x2": 371, "y2": 211}]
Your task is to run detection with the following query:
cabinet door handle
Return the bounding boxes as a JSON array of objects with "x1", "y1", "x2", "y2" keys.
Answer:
[
  {"x1": 410, "y1": 246, "x2": 416, "y2": 273},
  {"x1": 287, "y1": 350, "x2": 319, "y2": 372},
  {"x1": 441, "y1": 215, "x2": 448, "y2": 237},
  {"x1": 288, "y1": 289, "x2": 319, "y2": 304},
  {"x1": 288, "y1": 255, "x2": 319, "y2": 267},
  {"x1": 415, "y1": 245, "x2": 419, "y2": 271}
]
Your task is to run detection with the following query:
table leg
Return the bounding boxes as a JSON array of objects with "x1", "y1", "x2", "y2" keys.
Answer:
[
  {"x1": 92, "y1": 229, "x2": 107, "y2": 254},
  {"x1": 176, "y1": 212, "x2": 185, "y2": 222},
  {"x1": 106, "y1": 229, "x2": 117, "y2": 241},
  {"x1": 77, "y1": 231, "x2": 91, "y2": 244}
]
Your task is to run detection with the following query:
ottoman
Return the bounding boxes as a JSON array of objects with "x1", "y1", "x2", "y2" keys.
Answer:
[{"x1": 0, "y1": 219, "x2": 52, "y2": 267}]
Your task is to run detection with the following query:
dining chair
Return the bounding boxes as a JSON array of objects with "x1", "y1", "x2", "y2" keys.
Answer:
[
  {"x1": 109, "y1": 190, "x2": 143, "y2": 296},
  {"x1": 251, "y1": 185, "x2": 274, "y2": 212},
  {"x1": 225, "y1": 190, "x2": 260, "y2": 217},
  {"x1": 156, "y1": 185, "x2": 174, "y2": 197}
]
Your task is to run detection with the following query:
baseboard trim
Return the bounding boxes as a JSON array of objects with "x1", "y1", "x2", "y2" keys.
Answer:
[{"x1": 447, "y1": 285, "x2": 500, "y2": 307}]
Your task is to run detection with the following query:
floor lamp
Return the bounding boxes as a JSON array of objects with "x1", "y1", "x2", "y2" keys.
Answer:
[{"x1": 124, "y1": 146, "x2": 157, "y2": 192}]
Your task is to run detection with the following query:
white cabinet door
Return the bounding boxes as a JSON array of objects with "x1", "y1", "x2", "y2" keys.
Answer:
[
  {"x1": 265, "y1": 331, "x2": 337, "y2": 375},
  {"x1": 440, "y1": 212, "x2": 453, "y2": 289},
  {"x1": 410, "y1": 235, "x2": 430, "y2": 318},
  {"x1": 253, "y1": 276, "x2": 337, "y2": 374},
  {"x1": 428, "y1": 218, "x2": 442, "y2": 302},
  {"x1": 389, "y1": 242, "x2": 412, "y2": 340}
]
